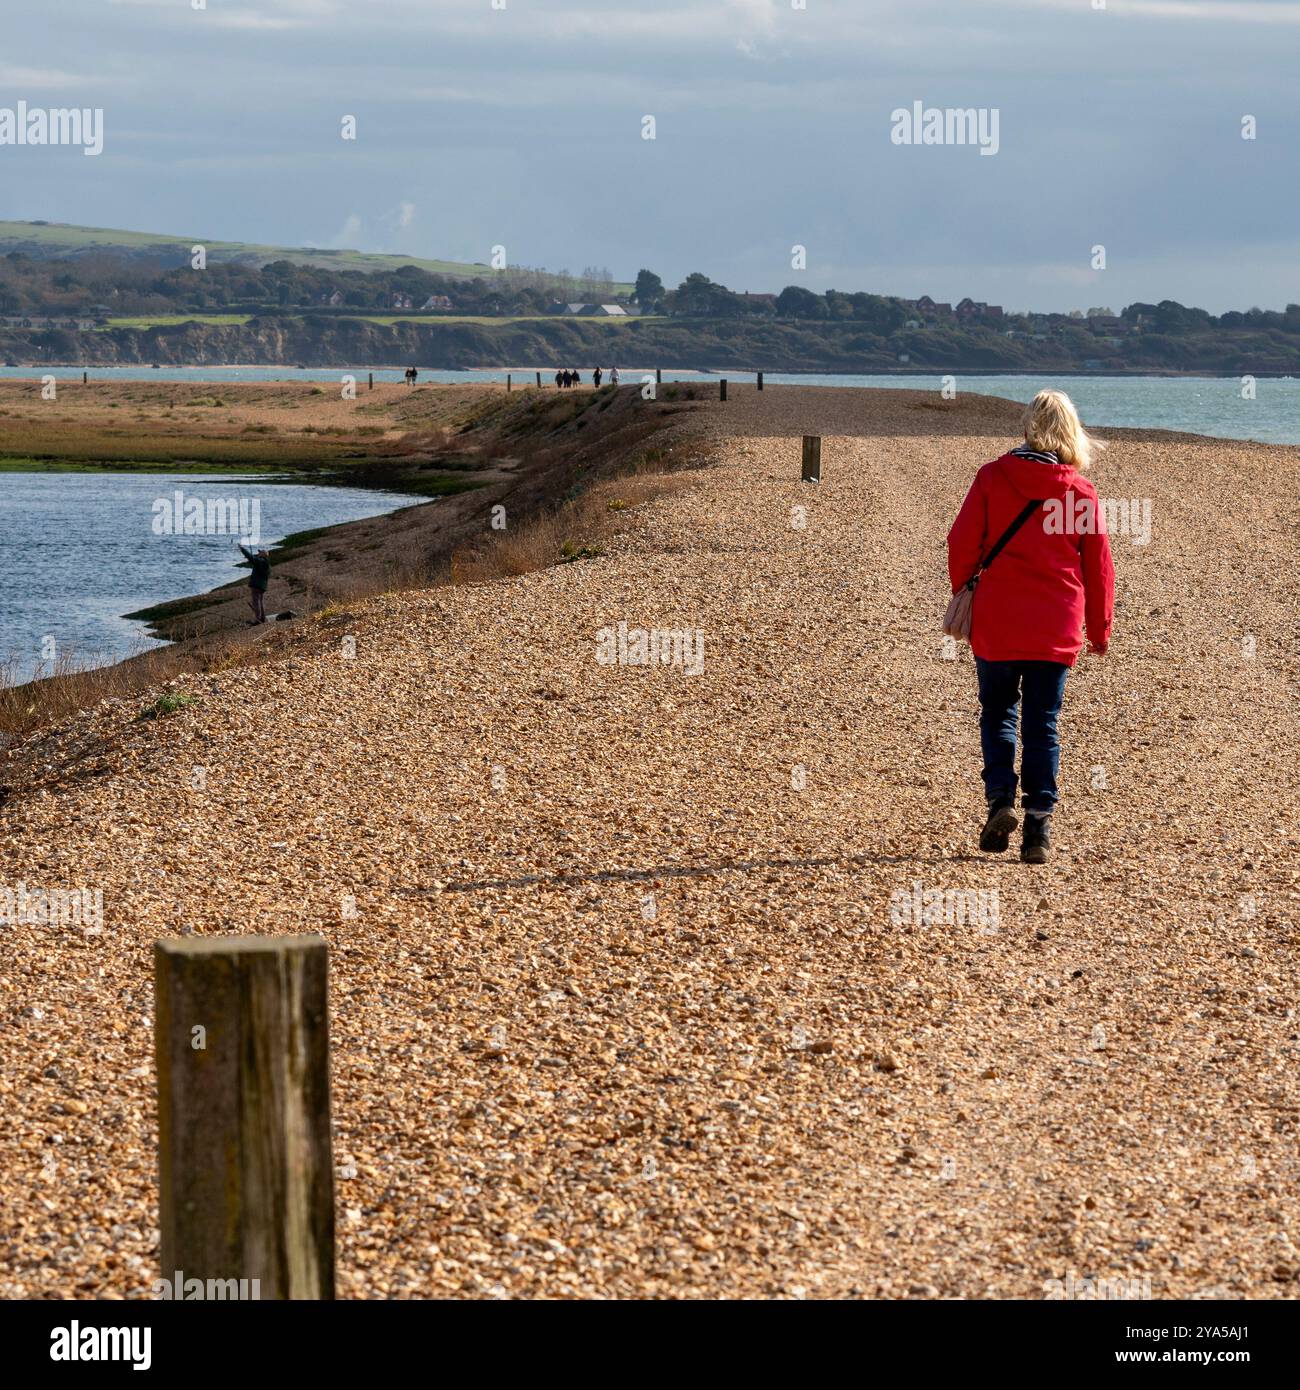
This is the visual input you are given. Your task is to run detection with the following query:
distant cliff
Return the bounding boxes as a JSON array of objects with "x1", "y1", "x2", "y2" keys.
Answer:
[{"x1": 4, "y1": 314, "x2": 1298, "y2": 374}]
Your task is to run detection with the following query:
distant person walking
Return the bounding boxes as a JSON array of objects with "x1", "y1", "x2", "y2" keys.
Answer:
[
  {"x1": 593, "y1": 366, "x2": 603, "y2": 388},
  {"x1": 610, "y1": 366, "x2": 620, "y2": 386},
  {"x1": 946, "y1": 389, "x2": 1114, "y2": 864},
  {"x1": 237, "y1": 542, "x2": 271, "y2": 625},
  {"x1": 555, "y1": 368, "x2": 563, "y2": 388}
]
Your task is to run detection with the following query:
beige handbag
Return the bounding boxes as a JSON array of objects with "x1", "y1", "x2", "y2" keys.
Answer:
[
  {"x1": 944, "y1": 499, "x2": 1043, "y2": 644},
  {"x1": 942, "y1": 584, "x2": 975, "y2": 642}
]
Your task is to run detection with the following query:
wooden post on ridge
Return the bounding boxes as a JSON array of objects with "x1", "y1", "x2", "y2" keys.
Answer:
[
  {"x1": 155, "y1": 935, "x2": 335, "y2": 1300},
  {"x1": 757, "y1": 371, "x2": 763, "y2": 391},
  {"x1": 83, "y1": 370, "x2": 88, "y2": 385},
  {"x1": 656, "y1": 368, "x2": 662, "y2": 386},
  {"x1": 368, "y1": 372, "x2": 373, "y2": 391},
  {"x1": 802, "y1": 435, "x2": 822, "y2": 484},
  {"x1": 720, "y1": 378, "x2": 728, "y2": 402},
  {"x1": 536, "y1": 371, "x2": 542, "y2": 388},
  {"x1": 507, "y1": 373, "x2": 512, "y2": 392}
]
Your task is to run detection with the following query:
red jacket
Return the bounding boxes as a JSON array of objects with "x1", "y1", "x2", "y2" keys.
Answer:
[{"x1": 947, "y1": 450, "x2": 1114, "y2": 665}]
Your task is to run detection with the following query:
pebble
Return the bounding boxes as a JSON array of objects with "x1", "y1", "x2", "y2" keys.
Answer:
[{"x1": 1, "y1": 384, "x2": 1295, "y2": 1300}]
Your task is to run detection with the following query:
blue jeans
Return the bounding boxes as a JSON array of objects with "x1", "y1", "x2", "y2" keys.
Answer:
[{"x1": 975, "y1": 659, "x2": 1069, "y2": 814}]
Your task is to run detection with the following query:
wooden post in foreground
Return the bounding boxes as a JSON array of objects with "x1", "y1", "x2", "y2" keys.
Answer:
[
  {"x1": 757, "y1": 371, "x2": 763, "y2": 391},
  {"x1": 720, "y1": 378, "x2": 728, "y2": 402},
  {"x1": 155, "y1": 935, "x2": 335, "y2": 1300},
  {"x1": 83, "y1": 369, "x2": 88, "y2": 385},
  {"x1": 507, "y1": 373, "x2": 512, "y2": 391},
  {"x1": 802, "y1": 435, "x2": 822, "y2": 483},
  {"x1": 368, "y1": 372, "x2": 373, "y2": 391},
  {"x1": 536, "y1": 370, "x2": 541, "y2": 388},
  {"x1": 656, "y1": 367, "x2": 662, "y2": 385}
]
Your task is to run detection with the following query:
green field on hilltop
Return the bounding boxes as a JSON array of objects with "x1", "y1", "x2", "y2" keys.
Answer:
[
  {"x1": 0, "y1": 221, "x2": 634, "y2": 292},
  {"x1": 100, "y1": 314, "x2": 255, "y2": 329}
]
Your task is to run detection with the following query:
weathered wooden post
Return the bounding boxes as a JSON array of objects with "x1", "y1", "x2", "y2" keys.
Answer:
[
  {"x1": 507, "y1": 373, "x2": 512, "y2": 392},
  {"x1": 802, "y1": 435, "x2": 822, "y2": 483},
  {"x1": 757, "y1": 371, "x2": 763, "y2": 391},
  {"x1": 656, "y1": 368, "x2": 662, "y2": 385},
  {"x1": 536, "y1": 370, "x2": 541, "y2": 388},
  {"x1": 720, "y1": 378, "x2": 728, "y2": 402},
  {"x1": 83, "y1": 369, "x2": 88, "y2": 385},
  {"x1": 155, "y1": 935, "x2": 335, "y2": 1300},
  {"x1": 368, "y1": 372, "x2": 373, "y2": 391}
]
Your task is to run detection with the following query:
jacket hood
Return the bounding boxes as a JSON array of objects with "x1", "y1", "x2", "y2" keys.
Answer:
[{"x1": 989, "y1": 451, "x2": 1080, "y2": 501}]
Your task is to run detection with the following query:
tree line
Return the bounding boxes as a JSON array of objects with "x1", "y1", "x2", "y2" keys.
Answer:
[{"x1": 2, "y1": 250, "x2": 1299, "y2": 343}]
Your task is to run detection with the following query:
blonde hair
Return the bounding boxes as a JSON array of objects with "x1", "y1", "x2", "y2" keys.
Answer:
[{"x1": 1022, "y1": 389, "x2": 1102, "y2": 469}]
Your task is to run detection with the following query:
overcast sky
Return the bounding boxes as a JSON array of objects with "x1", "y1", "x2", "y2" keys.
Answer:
[{"x1": 3, "y1": 0, "x2": 1297, "y2": 312}]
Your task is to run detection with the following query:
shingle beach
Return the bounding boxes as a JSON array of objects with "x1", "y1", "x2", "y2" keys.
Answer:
[{"x1": 2, "y1": 385, "x2": 1297, "y2": 1300}]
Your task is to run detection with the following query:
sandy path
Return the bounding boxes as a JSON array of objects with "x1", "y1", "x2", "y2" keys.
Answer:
[{"x1": 2, "y1": 385, "x2": 1297, "y2": 1299}]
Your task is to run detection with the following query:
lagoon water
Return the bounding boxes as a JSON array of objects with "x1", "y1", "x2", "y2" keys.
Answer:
[
  {"x1": 3, "y1": 366, "x2": 1297, "y2": 444},
  {"x1": 0, "y1": 473, "x2": 413, "y2": 685}
]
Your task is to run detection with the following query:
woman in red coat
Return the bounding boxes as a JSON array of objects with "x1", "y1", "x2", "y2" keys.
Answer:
[{"x1": 947, "y1": 390, "x2": 1114, "y2": 863}]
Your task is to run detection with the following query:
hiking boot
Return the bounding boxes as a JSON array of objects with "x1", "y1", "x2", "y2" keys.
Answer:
[
  {"x1": 979, "y1": 799, "x2": 1018, "y2": 853},
  {"x1": 1021, "y1": 814, "x2": 1051, "y2": 864}
]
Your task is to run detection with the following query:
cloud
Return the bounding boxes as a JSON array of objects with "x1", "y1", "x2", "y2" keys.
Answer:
[
  {"x1": 329, "y1": 213, "x2": 362, "y2": 249},
  {"x1": 1010, "y1": 0, "x2": 1300, "y2": 19},
  {"x1": 201, "y1": 12, "x2": 304, "y2": 31},
  {"x1": 0, "y1": 64, "x2": 98, "y2": 90},
  {"x1": 726, "y1": 0, "x2": 783, "y2": 57},
  {"x1": 106, "y1": 0, "x2": 343, "y2": 24},
  {"x1": 1117, "y1": 0, "x2": 1300, "y2": 19}
]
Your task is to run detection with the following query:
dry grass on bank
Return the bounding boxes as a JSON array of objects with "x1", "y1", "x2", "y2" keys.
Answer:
[
  {"x1": 451, "y1": 448, "x2": 700, "y2": 584},
  {"x1": 0, "y1": 637, "x2": 264, "y2": 745}
]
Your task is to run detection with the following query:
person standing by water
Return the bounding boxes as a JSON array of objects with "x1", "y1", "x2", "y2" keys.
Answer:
[
  {"x1": 610, "y1": 365, "x2": 620, "y2": 386},
  {"x1": 555, "y1": 368, "x2": 564, "y2": 388},
  {"x1": 237, "y1": 542, "x2": 272, "y2": 625},
  {"x1": 593, "y1": 366, "x2": 603, "y2": 388},
  {"x1": 946, "y1": 389, "x2": 1114, "y2": 864}
]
